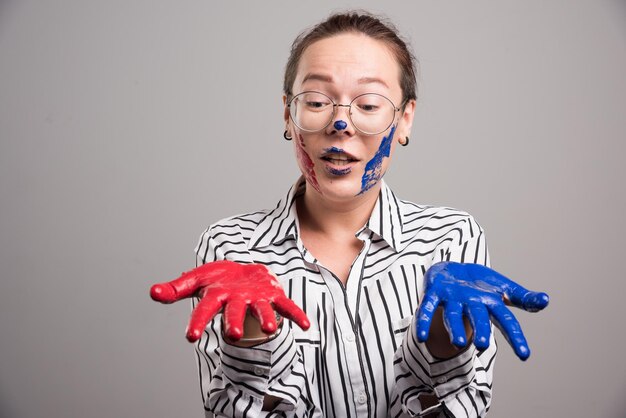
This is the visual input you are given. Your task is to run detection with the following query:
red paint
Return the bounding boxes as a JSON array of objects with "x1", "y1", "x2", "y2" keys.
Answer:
[
  {"x1": 151, "y1": 260, "x2": 310, "y2": 342},
  {"x1": 295, "y1": 133, "x2": 321, "y2": 193}
]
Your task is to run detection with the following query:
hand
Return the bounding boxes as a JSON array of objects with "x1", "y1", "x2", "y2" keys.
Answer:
[
  {"x1": 416, "y1": 261, "x2": 549, "y2": 360},
  {"x1": 150, "y1": 260, "x2": 310, "y2": 342}
]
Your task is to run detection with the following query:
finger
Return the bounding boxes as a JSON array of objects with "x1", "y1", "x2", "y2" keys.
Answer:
[
  {"x1": 443, "y1": 301, "x2": 467, "y2": 348},
  {"x1": 488, "y1": 302, "x2": 530, "y2": 360},
  {"x1": 186, "y1": 292, "x2": 224, "y2": 342},
  {"x1": 250, "y1": 300, "x2": 278, "y2": 334},
  {"x1": 150, "y1": 272, "x2": 207, "y2": 303},
  {"x1": 510, "y1": 290, "x2": 550, "y2": 313},
  {"x1": 273, "y1": 296, "x2": 310, "y2": 330},
  {"x1": 150, "y1": 261, "x2": 239, "y2": 303},
  {"x1": 150, "y1": 281, "x2": 184, "y2": 304},
  {"x1": 416, "y1": 291, "x2": 440, "y2": 343},
  {"x1": 222, "y1": 298, "x2": 248, "y2": 340},
  {"x1": 480, "y1": 268, "x2": 549, "y2": 312},
  {"x1": 466, "y1": 303, "x2": 491, "y2": 350},
  {"x1": 423, "y1": 261, "x2": 448, "y2": 287}
]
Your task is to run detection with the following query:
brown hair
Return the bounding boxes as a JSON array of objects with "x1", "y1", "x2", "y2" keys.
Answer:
[{"x1": 283, "y1": 11, "x2": 418, "y2": 104}]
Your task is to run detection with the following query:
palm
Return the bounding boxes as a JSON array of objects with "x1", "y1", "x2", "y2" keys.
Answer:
[
  {"x1": 417, "y1": 261, "x2": 549, "y2": 360},
  {"x1": 150, "y1": 260, "x2": 310, "y2": 342}
]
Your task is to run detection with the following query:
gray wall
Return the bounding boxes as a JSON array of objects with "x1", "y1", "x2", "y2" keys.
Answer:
[{"x1": 1, "y1": 1, "x2": 625, "y2": 417}]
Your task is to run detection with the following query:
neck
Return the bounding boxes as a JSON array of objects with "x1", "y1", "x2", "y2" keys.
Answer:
[{"x1": 296, "y1": 183, "x2": 381, "y2": 238}]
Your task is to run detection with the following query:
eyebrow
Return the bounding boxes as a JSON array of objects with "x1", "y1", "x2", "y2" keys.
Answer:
[
  {"x1": 301, "y1": 73, "x2": 390, "y2": 89},
  {"x1": 301, "y1": 73, "x2": 333, "y2": 84},
  {"x1": 357, "y1": 77, "x2": 389, "y2": 89}
]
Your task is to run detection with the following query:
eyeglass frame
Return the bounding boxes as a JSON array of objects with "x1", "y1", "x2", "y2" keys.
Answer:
[{"x1": 286, "y1": 90, "x2": 407, "y2": 136}]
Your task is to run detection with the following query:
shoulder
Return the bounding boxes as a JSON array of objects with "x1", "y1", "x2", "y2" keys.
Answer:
[
  {"x1": 194, "y1": 208, "x2": 274, "y2": 264},
  {"x1": 194, "y1": 179, "x2": 303, "y2": 263},
  {"x1": 197, "y1": 208, "x2": 272, "y2": 247},
  {"x1": 396, "y1": 197, "x2": 485, "y2": 244},
  {"x1": 381, "y1": 182, "x2": 482, "y2": 234}
]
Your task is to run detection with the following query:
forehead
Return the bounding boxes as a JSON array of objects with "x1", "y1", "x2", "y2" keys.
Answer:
[{"x1": 294, "y1": 32, "x2": 401, "y2": 95}]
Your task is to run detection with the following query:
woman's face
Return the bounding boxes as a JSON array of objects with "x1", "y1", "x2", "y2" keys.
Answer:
[{"x1": 284, "y1": 32, "x2": 415, "y2": 203}]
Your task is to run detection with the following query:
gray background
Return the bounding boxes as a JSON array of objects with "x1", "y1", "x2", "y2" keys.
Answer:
[{"x1": 1, "y1": 1, "x2": 624, "y2": 417}]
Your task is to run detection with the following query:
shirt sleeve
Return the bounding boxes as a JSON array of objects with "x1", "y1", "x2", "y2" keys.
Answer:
[
  {"x1": 392, "y1": 215, "x2": 496, "y2": 417},
  {"x1": 192, "y1": 227, "x2": 313, "y2": 418}
]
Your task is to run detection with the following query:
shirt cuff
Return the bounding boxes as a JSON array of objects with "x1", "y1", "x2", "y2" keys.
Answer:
[
  {"x1": 219, "y1": 323, "x2": 298, "y2": 399},
  {"x1": 403, "y1": 314, "x2": 477, "y2": 400}
]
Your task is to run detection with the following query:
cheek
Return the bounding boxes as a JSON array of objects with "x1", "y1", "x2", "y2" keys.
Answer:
[
  {"x1": 294, "y1": 133, "x2": 321, "y2": 193},
  {"x1": 358, "y1": 125, "x2": 396, "y2": 195}
]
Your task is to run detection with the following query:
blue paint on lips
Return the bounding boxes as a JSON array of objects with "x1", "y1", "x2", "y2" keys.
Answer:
[
  {"x1": 323, "y1": 147, "x2": 352, "y2": 176},
  {"x1": 327, "y1": 166, "x2": 352, "y2": 176},
  {"x1": 323, "y1": 146, "x2": 345, "y2": 154},
  {"x1": 358, "y1": 125, "x2": 396, "y2": 195},
  {"x1": 334, "y1": 120, "x2": 348, "y2": 130}
]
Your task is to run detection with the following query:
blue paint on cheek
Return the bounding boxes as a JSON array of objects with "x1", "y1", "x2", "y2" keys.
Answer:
[
  {"x1": 358, "y1": 125, "x2": 396, "y2": 195},
  {"x1": 334, "y1": 120, "x2": 348, "y2": 130}
]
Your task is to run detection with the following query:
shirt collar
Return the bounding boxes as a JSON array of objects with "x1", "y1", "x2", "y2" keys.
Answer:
[
  {"x1": 248, "y1": 177, "x2": 304, "y2": 250},
  {"x1": 249, "y1": 176, "x2": 407, "y2": 252},
  {"x1": 359, "y1": 179, "x2": 406, "y2": 252}
]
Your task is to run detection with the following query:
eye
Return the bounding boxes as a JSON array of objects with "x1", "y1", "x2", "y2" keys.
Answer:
[
  {"x1": 306, "y1": 101, "x2": 326, "y2": 108},
  {"x1": 353, "y1": 94, "x2": 387, "y2": 113},
  {"x1": 303, "y1": 99, "x2": 332, "y2": 112},
  {"x1": 358, "y1": 103, "x2": 380, "y2": 112}
]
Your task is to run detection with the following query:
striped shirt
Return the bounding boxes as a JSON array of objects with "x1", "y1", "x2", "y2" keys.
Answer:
[{"x1": 193, "y1": 177, "x2": 496, "y2": 418}]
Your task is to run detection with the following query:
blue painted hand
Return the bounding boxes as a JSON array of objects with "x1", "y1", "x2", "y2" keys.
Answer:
[{"x1": 416, "y1": 261, "x2": 549, "y2": 360}]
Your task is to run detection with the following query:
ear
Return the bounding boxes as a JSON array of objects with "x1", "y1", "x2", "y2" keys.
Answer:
[
  {"x1": 397, "y1": 99, "x2": 416, "y2": 143},
  {"x1": 283, "y1": 95, "x2": 290, "y2": 126}
]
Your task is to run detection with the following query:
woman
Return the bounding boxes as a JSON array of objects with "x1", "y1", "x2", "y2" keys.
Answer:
[{"x1": 150, "y1": 11, "x2": 548, "y2": 418}]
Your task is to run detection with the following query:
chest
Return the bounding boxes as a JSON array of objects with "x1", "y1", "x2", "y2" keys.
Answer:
[
  {"x1": 250, "y1": 237, "x2": 430, "y2": 331},
  {"x1": 300, "y1": 234, "x2": 364, "y2": 285},
  {"x1": 246, "y1": 239, "x2": 434, "y2": 417}
]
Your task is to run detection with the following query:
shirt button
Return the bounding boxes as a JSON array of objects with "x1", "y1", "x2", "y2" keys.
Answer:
[
  {"x1": 254, "y1": 367, "x2": 264, "y2": 376},
  {"x1": 357, "y1": 393, "x2": 367, "y2": 404},
  {"x1": 436, "y1": 376, "x2": 447, "y2": 384},
  {"x1": 344, "y1": 333, "x2": 355, "y2": 343}
]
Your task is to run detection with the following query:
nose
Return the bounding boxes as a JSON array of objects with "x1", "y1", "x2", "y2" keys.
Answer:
[
  {"x1": 326, "y1": 105, "x2": 355, "y2": 136},
  {"x1": 334, "y1": 120, "x2": 348, "y2": 130}
]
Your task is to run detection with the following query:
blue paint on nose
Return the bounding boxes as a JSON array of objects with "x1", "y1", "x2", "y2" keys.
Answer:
[{"x1": 334, "y1": 120, "x2": 348, "y2": 130}]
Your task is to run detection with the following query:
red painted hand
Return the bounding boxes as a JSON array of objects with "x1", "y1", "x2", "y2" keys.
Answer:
[{"x1": 150, "y1": 260, "x2": 310, "y2": 342}]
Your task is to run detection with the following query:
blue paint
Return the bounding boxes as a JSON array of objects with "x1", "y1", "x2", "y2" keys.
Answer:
[
  {"x1": 327, "y1": 166, "x2": 352, "y2": 176},
  {"x1": 322, "y1": 147, "x2": 352, "y2": 176},
  {"x1": 323, "y1": 146, "x2": 345, "y2": 154},
  {"x1": 333, "y1": 120, "x2": 348, "y2": 130},
  {"x1": 416, "y1": 261, "x2": 550, "y2": 361},
  {"x1": 358, "y1": 125, "x2": 396, "y2": 195}
]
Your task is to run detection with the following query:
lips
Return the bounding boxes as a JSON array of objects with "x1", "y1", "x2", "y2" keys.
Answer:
[
  {"x1": 320, "y1": 148, "x2": 359, "y2": 176},
  {"x1": 320, "y1": 148, "x2": 359, "y2": 165},
  {"x1": 323, "y1": 156, "x2": 355, "y2": 166}
]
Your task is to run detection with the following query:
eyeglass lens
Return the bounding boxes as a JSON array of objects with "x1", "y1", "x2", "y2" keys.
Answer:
[{"x1": 289, "y1": 92, "x2": 396, "y2": 135}]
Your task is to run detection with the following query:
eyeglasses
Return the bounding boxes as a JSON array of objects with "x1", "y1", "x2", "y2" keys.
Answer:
[{"x1": 287, "y1": 91, "x2": 404, "y2": 135}]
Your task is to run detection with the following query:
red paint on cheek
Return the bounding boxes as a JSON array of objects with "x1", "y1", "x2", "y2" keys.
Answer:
[{"x1": 295, "y1": 134, "x2": 321, "y2": 193}]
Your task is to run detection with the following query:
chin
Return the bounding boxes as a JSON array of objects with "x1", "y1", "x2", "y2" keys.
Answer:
[{"x1": 318, "y1": 177, "x2": 371, "y2": 202}]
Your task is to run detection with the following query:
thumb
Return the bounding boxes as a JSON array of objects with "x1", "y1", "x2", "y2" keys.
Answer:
[{"x1": 508, "y1": 287, "x2": 550, "y2": 312}]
